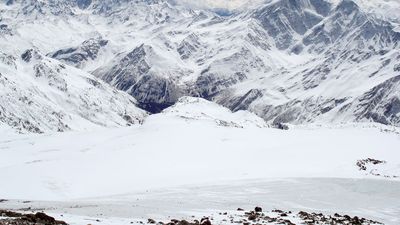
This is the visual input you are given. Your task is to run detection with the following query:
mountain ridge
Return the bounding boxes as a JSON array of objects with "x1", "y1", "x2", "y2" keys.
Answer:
[{"x1": 1, "y1": 0, "x2": 399, "y2": 131}]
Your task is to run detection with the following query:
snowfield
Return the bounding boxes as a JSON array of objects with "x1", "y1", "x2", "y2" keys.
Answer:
[
  {"x1": 2, "y1": 178, "x2": 400, "y2": 224},
  {"x1": 0, "y1": 97, "x2": 399, "y2": 224}
]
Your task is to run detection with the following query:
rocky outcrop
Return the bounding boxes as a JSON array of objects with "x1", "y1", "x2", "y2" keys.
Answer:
[
  {"x1": 0, "y1": 49, "x2": 147, "y2": 133},
  {"x1": 254, "y1": 0, "x2": 332, "y2": 49},
  {"x1": 0, "y1": 210, "x2": 67, "y2": 225},
  {"x1": 338, "y1": 75, "x2": 400, "y2": 126},
  {"x1": 94, "y1": 44, "x2": 184, "y2": 112},
  {"x1": 48, "y1": 37, "x2": 108, "y2": 68}
]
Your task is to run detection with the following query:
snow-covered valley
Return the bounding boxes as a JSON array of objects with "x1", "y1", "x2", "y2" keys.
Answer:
[
  {"x1": 1, "y1": 98, "x2": 400, "y2": 224},
  {"x1": 2, "y1": 110, "x2": 398, "y2": 201}
]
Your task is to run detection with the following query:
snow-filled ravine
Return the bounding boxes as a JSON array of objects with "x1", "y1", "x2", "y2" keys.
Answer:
[{"x1": 0, "y1": 98, "x2": 400, "y2": 224}]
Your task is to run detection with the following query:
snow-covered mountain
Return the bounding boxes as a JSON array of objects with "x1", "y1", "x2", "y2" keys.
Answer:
[
  {"x1": 1, "y1": 0, "x2": 399, "y2": 132},
  {"x1": 1, "y1": 2, "x2": 400, "y2": 224},
  {"x1": 0, "y1": 48, "x2": 147, "y2": 133}
]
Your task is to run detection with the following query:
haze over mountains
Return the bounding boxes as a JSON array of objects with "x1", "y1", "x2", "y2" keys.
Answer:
[{"x1": 1, "y1": 0, "x2": 399, "y2": 133}]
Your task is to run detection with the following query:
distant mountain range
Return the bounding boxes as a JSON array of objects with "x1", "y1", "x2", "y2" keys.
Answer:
[{"x1": 0, "y1": 0, "x2": 399, "y2": 132}]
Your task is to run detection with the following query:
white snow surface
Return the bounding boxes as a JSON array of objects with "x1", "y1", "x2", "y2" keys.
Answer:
[
  {"x1": 2, "y1": 179, "x2": 400, "y2": 225},
  {"x1": 161, "y1": 96, "x2": 269, "y2": 128},
  {"x1": 0, "y1": 98, "x2": 399, "y2": 224},
  {"x1": 0, "y1": 102, "x2": 399, "y2": 201}
]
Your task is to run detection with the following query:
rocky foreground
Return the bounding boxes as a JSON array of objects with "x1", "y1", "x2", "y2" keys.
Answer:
[
  {"x1": 0, "y1": 210, "x2": 66, "y2": 225},
  {"x1": 144, "y1": 207, "x2": 382, "y2": 225},
  {"x1": 0, "y1": 207, "x2": 383, "y2": 225}
]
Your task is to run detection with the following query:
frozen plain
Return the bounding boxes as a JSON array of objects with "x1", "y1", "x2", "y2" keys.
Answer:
[{"x1": 0, "y1": 98, "x2": 400, "y2": 224}]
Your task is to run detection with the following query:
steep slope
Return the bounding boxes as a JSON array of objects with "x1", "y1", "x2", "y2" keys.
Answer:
[
  {"x1": 1, "y1": 0, "x2": 399, "y2": 128},
  {"x1": 48, "y1": 37, "x2": 109, "y2": 68},
  {"x1": 297, "y1": 0, "x2": 400, "y2": 53},
  {"x1": 212, "y1": 0, "x2": 400, "y2": 126},
  {"x1": 335, "y1": 75, "x2": 400, "y2": 125},
  {"x1": 348, "y1": 0, "x2": 400, "y2": 24},
  {"x1": 94, "y1": 44, "x2": 188, "y2": 112},
  {"x1": 0, "y1": 49, "x2": 147, "y2": 133},
  {"x1": 254, "y1": 0, "x2": 333, "y2": 50}
]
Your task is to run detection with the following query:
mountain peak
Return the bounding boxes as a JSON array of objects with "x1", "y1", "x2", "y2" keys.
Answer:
[{"x1": 335, "y1": 0, "x2": 360, "y2": 15}]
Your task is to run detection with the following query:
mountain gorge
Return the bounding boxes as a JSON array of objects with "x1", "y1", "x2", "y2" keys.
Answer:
[{"x1": 0, "y1": 0, "x2": 399, "y2": 132}]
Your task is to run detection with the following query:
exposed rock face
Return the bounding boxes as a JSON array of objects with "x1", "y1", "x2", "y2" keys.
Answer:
[
  {"x1": 76, "y1": 0, "x2": 92, "y2": 9},
  {"x1": 0, "y1": 210, "x2": 67, "y2": 225},
  {"x1": 0, "y1": 49, "x2": 147, "y2": 133},
  {"x1": 0, "y1": 52, "x2": 16, "y2": 68},
  {"x1": 194, "y1": 48, "x2": 268, "y2": 99},
  {"x1": 21, "y1": 49, "x2": 43, "y2": 62},
  {"x1": 254, "y1": 0, "x2": 332, "y2": 50},
  {"x1": 0, "y1": 23, "x2": 12, "y2": 36},
  {"x1": 94, "y1": 44, "x2": 184, "y2": 113},
  {"x1": 1, "y1": 0, "x2": 400, "y2": 127},
  {"x1": 339, "y1": 75, "x2": 400, "y2": 126},
  {"x1": 218, "y1": 89, "x2": 264, "y2": 112},
  {"x1": 48, "y1": 37, "x2": 108, "y2": 68},
  {"x1": 356, "y1": 158, "x2": 398, "y2": 178},
  {"x1": 178, "y1": 33, "x2": 202, "y2": 60},
  {"x1": 210, "y1": 0, "x2": 400, "y2": 126}
]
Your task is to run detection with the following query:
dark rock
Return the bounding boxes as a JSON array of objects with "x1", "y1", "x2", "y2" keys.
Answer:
[
  {"x1": 21, "y1": 49, "x2": 42, "y2": 62},
  {"x1": 76, "y1": 0, "x2": 92, "y2": 9},
  {"x1": 48, "y1": 37, "x2": 108, "y2": 68},
  {"x1": 254, "y1": 0, "x2": 329, "y2": 49},
  {"x1": 148, "y1": 218, "x2": 156, "y2": 224},
  {"x1": 247, "y1": 214, "x2": 257, "y2": 221},
  {"x1": 0, "y1": 210, "x2": 67, "y2": 225},
  {"x1": 200, "y1": 218, "x2": 211, "y2": 225},
  {"x1": 95, "y1": 44, "x2": 183, "y2": 110},
  {"x1": 273, "y1": 122, "x2": 289, "y2": 130}
]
